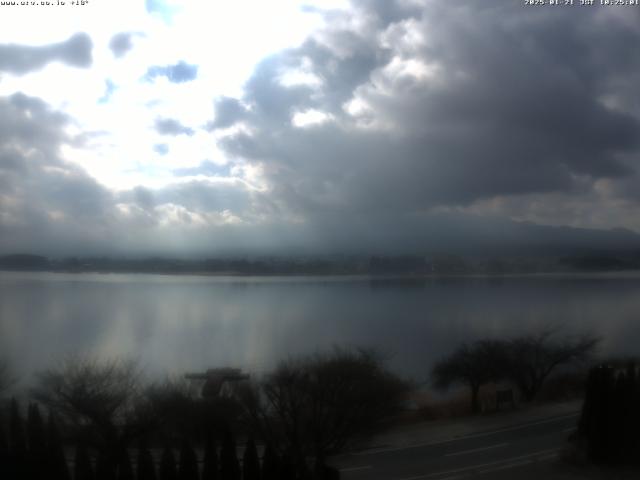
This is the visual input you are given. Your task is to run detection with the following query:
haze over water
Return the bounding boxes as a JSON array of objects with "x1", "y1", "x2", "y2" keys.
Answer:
[{"x1": 2, "y1": 271, "x2": 638, "y2": 384}]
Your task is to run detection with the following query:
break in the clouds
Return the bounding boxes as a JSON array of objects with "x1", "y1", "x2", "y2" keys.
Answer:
[
  {"x1": 144, "y1": 60, "x2": 198, "y2": 83},
  {"x1": 98, "y1": 80, "x2": 117, "y2": 104},
  {"x1": 0, "y1": 32, "x2": 92, "y2": 74},
  {"x1": 173, "y1": 160, "x2": 232, "y2": 177},
  {"x1": 1, "y1": 0, "x2": 640, "y2": 255},
  {"x1": 153, "y1": 143, "x2": 169, "y2": 156}
]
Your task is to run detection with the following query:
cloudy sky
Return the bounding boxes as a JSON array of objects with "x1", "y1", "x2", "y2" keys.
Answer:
[{"x1": 1, "y1": 0, "x2": 639, "y2": 256}]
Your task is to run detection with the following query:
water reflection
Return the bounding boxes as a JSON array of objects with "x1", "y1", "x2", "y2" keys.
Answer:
[{"x1": 1, "y1": 271, "x2": 639, "y2": 384}]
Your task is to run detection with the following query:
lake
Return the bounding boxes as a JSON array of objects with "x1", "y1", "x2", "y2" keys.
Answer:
[{"x1": 1, "y1": 271, "x2": 639, "y2": 385}]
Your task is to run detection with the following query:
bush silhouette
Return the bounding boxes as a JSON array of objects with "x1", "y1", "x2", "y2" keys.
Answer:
[
  {"x1": 27, "y1": 403, "x2": 47, "y2": 456},
  {"x1": 220, "y1": 430, "x2": 241, "y2": 480},
  {"x1": 0, "y1": 418, "x2": 9, "y2": 479},
  {"x1": 242, "y1": 438, "x2": 260, "y2": 480},
  {"x1": 47, "y1": 411, "x2": 71, "y2": 480},
  {"x1": 10, "y1": 398, "x2": 27, "y2": 456},
  {"x1": 75, "y1": 444, "x2": 95, "y2": 480},
  {"x1": 137, "y1": 439, "x2": 157, "y2": 480},
  {"x1": 96, "y1": 450, "x2": 117, "y2": 480},
  {"x1": 202, "y1": 437, "x2": 219, "y2": 480},
  {"x1": 160, "y1": 446, "x2": 178, "y2": 480},
  {"x1": 117, "y1": 448, "x2": 134, "y2": 480},
  {"x1": 178, "y1": 439, "x2": 199, "y2": 480},
  {"x1": 579, "y1": 363, "x2": 640, "y2": 464},
  {"x1": 260, "y1": 444, "x2": 278, "y2": 480}
]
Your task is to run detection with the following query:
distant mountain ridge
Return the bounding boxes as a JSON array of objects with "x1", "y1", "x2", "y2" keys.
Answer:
[{"x1": 2, "y1": 218, "x2": 640, "y2": 274}]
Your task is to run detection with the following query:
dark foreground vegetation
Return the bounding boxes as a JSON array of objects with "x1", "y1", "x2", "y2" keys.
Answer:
[
  {"x1": 2, "y1": 331, "x2": 637, "y2": 478},
  {"x1": 576, "y1": 361, "x2": 640, "y2": 466},
  {"x1": 0, "y1": 349, "x2": 409, "y2": 480}
]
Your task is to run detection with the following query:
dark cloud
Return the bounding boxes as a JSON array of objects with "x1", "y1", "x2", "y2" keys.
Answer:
[
  {"x1": 350, "y1": 0, "x2": 422, "y2": 24},
  {"x1": 212, "y1": 0, "x2": 640, "y2": 228},
  {"x1": 144, "y1": 61, "x2": 198, "y2": 83},
  {"x1": 0, "y1": 93, "x2": 115, "y2": 255},
  {"x1": 154, "y1": 117, "x2": 195, "y2": 136},
  {"x1": 125, "y1": 179, "x2": 252, "y2": 214},
  {"x1": 0, "y1": 33, "x2": 92, "y2": 74},
  {"x1": 109, "y1": 32, "x2": 140, "y2": 58},
  {"x1": 208, "y1": 97, "x2": 248, "y2": 130}
]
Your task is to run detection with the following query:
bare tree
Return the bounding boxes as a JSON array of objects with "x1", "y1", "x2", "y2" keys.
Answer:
[
  {"x1": 503, "y1": 330, "x2": 600, "y2": 402},
  {"x1": 237, "y1": 347, "x2": 409, "y2": 475},
  {"x1": 431, "y1": 340, "x2": 506, "y2": 414},
  {"x1": 31, "y1": 355, "x2": 150, "y2": 461},
  {"x1": 432, "y1": 331, "x2": 601, "y2": 412}
]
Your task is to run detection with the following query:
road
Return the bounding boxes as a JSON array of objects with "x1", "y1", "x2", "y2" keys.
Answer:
[{"x1": 331, "y1": 412, "x2": 579, "y2": 480}]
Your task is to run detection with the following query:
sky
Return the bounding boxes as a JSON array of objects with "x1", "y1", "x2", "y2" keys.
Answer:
[{"x1": 0, "y1": 0, "x2": 639, "y2": 256}]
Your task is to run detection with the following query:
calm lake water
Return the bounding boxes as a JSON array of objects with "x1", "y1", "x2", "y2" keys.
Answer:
[{"x1": 1, "y1": 271, "x2": 639, "y2": 384}]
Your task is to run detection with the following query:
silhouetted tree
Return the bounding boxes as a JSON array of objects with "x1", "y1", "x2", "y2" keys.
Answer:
[
  {"x1": 242, "y1": 438, "x2": 260, "y2": 480},
  {"x1": 28, "y1": 403, "x2": 47, "y2": 456},
  {"x1": 503, "y1": 331, "x2": 599, "y2": 402},
  {"x1": 47, "y1": 412, "x2": 71, "y2": 480},
  {"x1": 28, "y1": 403, "x2": 48, "y2": 479},
  {"x1": 433, "y1": 331, "x2": 600, "y2": 411},
  {"x1": 0, "y1": 421, "x2": 10, "y2": 480},
  {"x1": 159, "y1": 446, "x2": 178, "y2": 480},
  {"x1": 178, "y1": 439, "x2": 199, "y2": 480},
  {"x1": 578, "y1": 362, "x2": 640, "y2": 464},
  {"x1": 9, "y1": 399, "x2": 27, "y2": 479},
  {"x1": 238, "y1": 347, "x2": 408, "y2": 472},
  {"x1": 75, "y1": 444, "x2": 95, "y2": 480},
  {"x1": 0, "y1": 417, "x2": 8, "y2": 456},
  {"x1": 143, "y1": 379, "x2": 201, "y2": 441},
  {"x1": 260, "y1": 445, "x2": 278, "y2": 480},
  {"x1": 33, "y1": 356, "x2": 151, "y2": 463},
  {"x1": 579, "y1": 365, "x2": 616, "y2": 463},
  {"x1": 117, "y1": 448, "x2": 134, "y2": 480},
  {"x1": 432, "y1": 340, "x2": 505, "y2": 414},
  {"x1": 96, "y1": 450, "x2": 116, "y2": 480},
  {"x1": 220, "y1": 430, "x2": 241, "y2": 480},
  {"x1": 202, "y1": 437, "x2": 219, "y2": 480},
  {"x1": 278, "y1": 452, "x2": 295, "y2": 480},
  {"x1": 10, "y1": 398, "x2": 27, "y2": 455},
  {"x1": 137, "y1": 439, "x2": 157, "y2": 480}
]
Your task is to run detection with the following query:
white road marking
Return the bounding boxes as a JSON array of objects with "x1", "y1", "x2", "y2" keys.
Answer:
[
  {"x1": 356, "y1": 412, "x2": 579, "y2": 456},
  {"x1": 339, "y1": 465, "x2": 372, "y2": 472},
  {"x1": 445, "y1": 442, "x2": 508, "y2": 457},
  {"x1": 394, "y1": 448, "x2": 560, "y2": 480}
]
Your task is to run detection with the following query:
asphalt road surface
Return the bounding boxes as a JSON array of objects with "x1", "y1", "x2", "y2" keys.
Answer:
[{"x1": 331, "y1": 412, "x2": 579, "y2": 480}]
